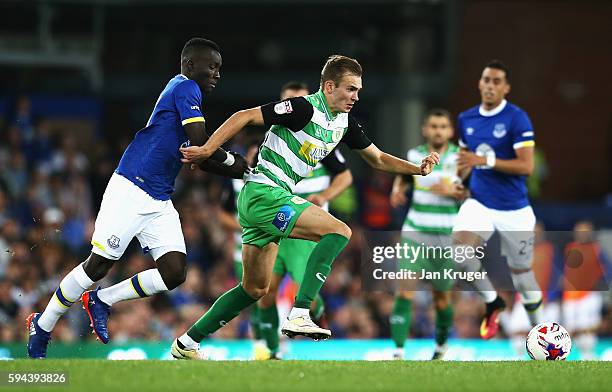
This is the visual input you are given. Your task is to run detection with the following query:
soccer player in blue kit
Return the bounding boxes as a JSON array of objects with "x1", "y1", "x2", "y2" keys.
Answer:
[
  {"x1": 26, "y1": 38, "x2": 249, "y2": 358},
  {"x1": 453, "y1": 60, "x2": 543, "y2": 339}
]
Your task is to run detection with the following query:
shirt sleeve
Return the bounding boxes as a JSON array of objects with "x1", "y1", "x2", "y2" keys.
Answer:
[
  {"x1": 342, "y1": 115, "x2": 372, "y2": 150},
  {"x1": 511, "y1": 109, "x2": 535, "y2": 150},
  {"x1": 260, "y1": 97, "x2": 314, "y2": 132},
  {"x1": 320, "y1": 149, "x2": 348, "y2": 176},
  {"x1": 174, "y1": 80, "x2": 205, "y2": 126}
]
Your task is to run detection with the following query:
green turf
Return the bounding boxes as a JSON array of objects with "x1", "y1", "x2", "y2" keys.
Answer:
[{"x1": 1, "y1": 360, "x2": 610, "y2": 392}]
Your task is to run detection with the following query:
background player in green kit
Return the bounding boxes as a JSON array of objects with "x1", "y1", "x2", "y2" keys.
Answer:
[
  {"x1": 171, "y1": 55, "x2": 439, "y2": 359},
  {"x1": 257, "y1": 82, "x2": 353, "y2": 359},
  {"x1": 389, "y1": 109, "x2": 467, "y2": 360}
]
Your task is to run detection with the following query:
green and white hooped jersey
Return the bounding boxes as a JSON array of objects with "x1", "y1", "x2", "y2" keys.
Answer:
[
  {"x1": 403, "y1": 143, "x2": 461, "y2": 234},
  {"x1": 246, "y1": 90, "x2": 370, "y2": 193}
]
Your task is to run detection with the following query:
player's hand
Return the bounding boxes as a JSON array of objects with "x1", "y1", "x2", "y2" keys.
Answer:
[
  {"x1": 390, "y1": 189, "x2": 408, "y2": 208},
  {"x1": 420, "y1": 152, "x2": 440, "y2": 176},
  {"x1": 457, "y1": 150, "x2": 486, "y2": 171},
  {"x1": 180, "y1": 145, "x2": 212, "y2": 163},
  {"x1": 306, "y1": 193, "x2": 327, "y2": 207}
]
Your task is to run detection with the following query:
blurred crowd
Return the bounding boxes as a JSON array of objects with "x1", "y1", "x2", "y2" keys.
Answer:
[{"x1": 0, "y1": 97, "x2": 610, "y2": 350}]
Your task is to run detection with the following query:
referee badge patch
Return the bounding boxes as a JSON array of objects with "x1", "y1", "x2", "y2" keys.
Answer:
[{"x1": 274, "y1": 100, "x2": 293, "y2": 115}]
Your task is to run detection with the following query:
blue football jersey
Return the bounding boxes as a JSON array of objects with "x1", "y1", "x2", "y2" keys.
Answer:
[
  {"x1": 458, "y1": 100, "x2": 535, "y2": 210},
  {"x1": 116, "y1": 74, "x2": 204, "y2": 200}
]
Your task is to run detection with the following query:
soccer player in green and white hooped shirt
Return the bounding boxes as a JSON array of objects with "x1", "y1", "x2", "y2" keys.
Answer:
[
  {"x1": 171, "y1": 55, "x2": 440, "y2": 359},
  {"x1": 218, "y1": 82, "x2": 353, "y2": 359},
  {"x1": 389, "y1": 109, "x2": 467, "y2": 360},
  {"x1": 258, "y1": 82, "x2": 353, "y2": 359}
]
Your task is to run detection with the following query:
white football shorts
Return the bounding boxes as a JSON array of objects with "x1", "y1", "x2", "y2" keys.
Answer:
[
  {"x1": 90, "y1": 173, "x2": 186, "y2": 261},
  {"x1": 453, "y1": 198, "x2": 536, "y2": 269}
]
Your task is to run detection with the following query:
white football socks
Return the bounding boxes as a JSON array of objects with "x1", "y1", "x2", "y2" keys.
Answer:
[
  {"x1": 511, "y1": 270, "x2": 544, "y2": 325},
  {"x1": 456, "y1": 245, "x2": 498, "y2": 303},
  {"x1": 288, "y1": 307, "x2": 310, "y2": 319},
  {"x1": 178, "y1": 333, "x2": 199, "y2": 349},
  {"x1": 38, "y1": 263, "x2": 94, "y2": 332},
  {"x1": 97, "y1": 269, "x2": 168, "y2": 306}
]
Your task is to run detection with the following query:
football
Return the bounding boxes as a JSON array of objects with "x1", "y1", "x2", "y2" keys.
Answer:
[{"x1": 526, "y1": 322, "x2": 572, "y2": 360}]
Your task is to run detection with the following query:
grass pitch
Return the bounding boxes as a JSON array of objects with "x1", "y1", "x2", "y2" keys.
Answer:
[{"x1": 2, "y1": 360, "x2": 610, "y2": 392}]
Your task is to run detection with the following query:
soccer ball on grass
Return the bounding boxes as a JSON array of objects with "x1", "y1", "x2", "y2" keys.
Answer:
[{"x1": 526, "y1": 322, "x2": 571, "y2": 360}]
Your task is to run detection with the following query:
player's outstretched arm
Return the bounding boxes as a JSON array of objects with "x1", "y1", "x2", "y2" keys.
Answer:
[
  {"x1": 180, "y1": 107, "x2": 264, "y2": 163},
  {"x1": 183, "y1": 121, "x2": 234, "y2": 164},
  {"x1": 183, "y1": 121, "x2": 249, "y2": 177},
  {"x1": 357, "y1": 144, "x2": 439, "y2": 176}
]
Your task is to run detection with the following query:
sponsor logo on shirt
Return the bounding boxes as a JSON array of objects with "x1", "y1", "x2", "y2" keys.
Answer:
[
  {"x1": 274, "y1": 100, "x2": 293, "y2": 115},
  {"x1": 475, "y1": 143, "x2": 495, "y2": 170},
  {"x1": 299, "y1": 141, "x2": 331, "y2": 165}
]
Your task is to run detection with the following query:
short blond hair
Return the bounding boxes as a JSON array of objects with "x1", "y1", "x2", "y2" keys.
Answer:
[{"x1": 320, "y1": 55, "x2": 362, "y2": 88}]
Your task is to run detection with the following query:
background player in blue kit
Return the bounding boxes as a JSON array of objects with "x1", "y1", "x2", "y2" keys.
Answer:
[
  {"x1": 453, "y1": 60, "x2": 543, "y2": 339},
  {"x1": 26, "y1": 38, "x2": 248, "y2": 358}
]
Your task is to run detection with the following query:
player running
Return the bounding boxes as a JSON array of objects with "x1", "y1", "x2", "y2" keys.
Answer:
[
  {"x1": 257, "y1": 82, "x2": 353, "y2": 359},
  {"x1": 26, "y1": 38, "x2": 248, "y2": 358},
  {"x1": 171, "y1": 55, "x2": 439, "y2": 359},
  {"x1": 389, "y1": 109, "x2": 465, "y2": 360},
  {"x1": 453, "y1": 60, "x2": 543, "y2": 339}
]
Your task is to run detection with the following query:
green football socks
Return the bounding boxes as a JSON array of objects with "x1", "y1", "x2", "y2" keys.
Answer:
[
  {"x1": 390, "y1": 297, "x2": 412, "y2": 348},
  {"x1": 258, "y1": 304, "x2": 280, "y2": 354},
  {"x1": 187, "y1": 284, "x2": 256, "y2": 342},
  {"x1": 294, "y1": 233, "x2": 349, "y2": 309},
  {"x1": 435, "y1": 305, "x2": 454, "y2": 346}
]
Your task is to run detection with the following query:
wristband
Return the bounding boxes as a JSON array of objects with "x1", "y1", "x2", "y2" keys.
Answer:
[{"x1": 486, "y1": 154, "x2": 496, "y2": 168}]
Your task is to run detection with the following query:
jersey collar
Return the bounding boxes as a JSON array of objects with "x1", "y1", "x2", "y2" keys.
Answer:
[
  {"x1": 479, "y1": 99, "x2": 507, "y2": 117},
  {"x1": 315, "y1": 89, "x2": 335, "y2": 121}
]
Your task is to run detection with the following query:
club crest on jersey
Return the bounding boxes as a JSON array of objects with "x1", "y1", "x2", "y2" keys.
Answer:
[
  {"x1": 493, "y1": 123, "x2": 507, "y2": 138},
  {"x1": 107, "y1": 235, "x2": 120, "y2": 249},
  {"x1": 274, "y1": 101, "x2": 293, "y2": 115},
  {"x1": 331, "y1": 129, "x2": 343, "y2": 143}
]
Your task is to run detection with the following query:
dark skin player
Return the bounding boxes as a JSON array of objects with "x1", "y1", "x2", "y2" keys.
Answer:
[{"x1": 83, "y1": 43, "x2": 248, "y2": 290}]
